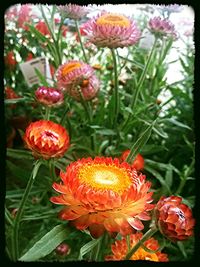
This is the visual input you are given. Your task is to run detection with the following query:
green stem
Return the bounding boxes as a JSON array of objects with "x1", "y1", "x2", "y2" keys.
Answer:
[
  {"x1": 124, "y1": 227, "x2": 158, "y2": 260},
  {"x1": 40, "y1": 5, "x2": 62, "y2": 66},
  {"x1": 11, "y1": 160, "x2": 42, "y2": 261},
  {"x1": 5, "y1": 207, "x2": 13, "y2": 226},
  {"x1": 126, "y1": 235, "x2": 131, "y2": 252},
  {"x1": 49, "y1": 159, "x2": 57, "y2": 181},
  {"x1": 122, "y1": 37, "x2": 158, "y2": 130},
  {"x1": 75, "y1": 19, "x2": 88, "y2": 63},
  {"x1": 111, "y1": 48, "x2": 119, "y2": 128},
  {"x1": 78, "y1": 88, "x2": 96, "y2": 152},
  {"x1": 45, "y1": 106, "x2": 51, "y2": 120}
]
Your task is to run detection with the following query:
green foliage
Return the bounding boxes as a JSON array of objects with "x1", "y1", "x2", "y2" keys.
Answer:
[{"x1": 4, "y1": 3, "x2": 195, "y2": 263}]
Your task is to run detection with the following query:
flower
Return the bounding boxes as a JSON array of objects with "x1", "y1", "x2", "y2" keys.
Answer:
[
  {"x1": 58, "y1": 4, "x2": 89, "y2": 20},
  {"x1": 35, "y1": 21, "x2": 51, "y2": 36},
  {"x1": 155, "y1": 196, "x2": 195, "y2": 242},
  {"x1": 56, "y1": 61, "x2": 99, "y2": 101},
  {"x1": 120, "y1": 150, "x2": 144, "y2": 171},
  {"x1": 148, "y1": 17, "x2": 176, "y2": 38},
  {"x1": 35, "y1": 86, "x2": 64, "y2": 107},
  {"x1": 17, "y1": 4, "x2": 32, "y2": 30},
  {"x1": 24, "y1": 120, "x2": 70, "y2": 159},
  {"x1": 5, "y1": 86, "x2": 20, "y2": 109},
  {"x1": 105, "y1": 232, "x2": 168, "y2": 261},
  {"x1": 4, "y1": 51, "x2": 17, "y2": 68},
  {"x1": 26, "y1": 52, "x2": 34, "y2": 61},
  {"x1": 83, "y1": 12, "x2": 141, "y2": 48},
  {"x1": 5, "y1": 6, "x2": 18, "y2": 21},
  {"x1": 50, "y1": 157, "x2": 154, "y2": 238},
  {"x1": 61, "y1": 25, "x2": 68, "y2": 37},
  {"x1": 56, "y1": 243, "x2": 71, "y2": 256}
]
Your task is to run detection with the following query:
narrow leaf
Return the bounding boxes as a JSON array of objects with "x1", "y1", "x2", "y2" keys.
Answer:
[
  {"x1": 7, "y1": 148, "x2": 33, "y2": 160},
  {"x1": 19, "y1": 224, "x2": 70, "y2": 261},
  {"x1": 126, "y1": 121, "x2": 155, "y2": 163},
  {"x1": 78, "y1": 238, "x2": 102, "y2": 260},
  {"x1": 145, "y1": 166, "x2": 171, "y2": 194},
  {"x1": 34, "y1": 68, "x2": 50, "y2": 87}
]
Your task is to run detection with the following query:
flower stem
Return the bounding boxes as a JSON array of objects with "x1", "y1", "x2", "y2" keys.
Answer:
[
  {"x1": 45, "y1": 106, "x2": 51, "y2": 120},
  {"x1": 40, "y1": 5, "x2": 62, "y2": 66},
  {"x1": 124, "y1": 227, "x2": 158, "y2": 260},
  {"x1": 11, "y1": 160, "x2": 42, "y2": 261},
  {"x1": 75, "y1": 19, "x2": 88, "y2": 63},
  {"x1": 122, "y1": 37, "x2": 158, "y2": 131},
  {"x1": 49, "y1": 159, "x2": 57, "y2": 181},
  {"x1": 78, "y1": 88, "x2": 96, "y2": 152},
  {"x1": 111, "y1": 48, "x2": 119, "y2": 128}
]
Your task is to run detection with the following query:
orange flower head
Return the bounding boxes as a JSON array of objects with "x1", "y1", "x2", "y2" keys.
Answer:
[
  {"x1": 50, "y1": 157, "x2": 154, "y2": 238},
  {"x1": 155, "y1": 196, "x2": 195, "y2": 242},
  {"x1": 105, "y1": 232, "x2": 168, "y2": 261},
  {"x1": 24, "y1": 120, "x2": 70, "y2": 159},
  {"x1": 120, "y1": 150, "x2": 144, "y2": 171}
]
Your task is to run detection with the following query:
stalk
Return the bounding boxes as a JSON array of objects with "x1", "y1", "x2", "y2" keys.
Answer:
[
  {"x1": 11, "y1": 160, "x2": 42, "y2": 261},
  {"x1": 125, "y1": 227, "x2": 158, "y2": 260},
  {"x1": 111, "y1": 48, "x2": 120, "y2": 128},
  {"x1": 122, "y1": 37, "x2": 158, "y2": 131},
  {"x1": 44, "y1": 106, "x2": 51, "y2": 120},
  {"x1": 75, "y1": 19, "x2": 88, "y2": 63}
]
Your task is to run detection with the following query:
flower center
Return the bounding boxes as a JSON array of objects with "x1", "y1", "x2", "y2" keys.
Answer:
[
  {"x1": 96, "y1": 13, "x2": 130, "y2": 27},
  {"x1": 78, "y1": 163, "x2": 132, "y2": 193},
  {"x1": 62, "y1": 62, "x2": 82, "y2": 76},
  {"x1": 42, "y1": 130, "x2": 59, "y2": 144},
  {"x1": 131, "y1": 247, "x2": 159, "y2": 261}
]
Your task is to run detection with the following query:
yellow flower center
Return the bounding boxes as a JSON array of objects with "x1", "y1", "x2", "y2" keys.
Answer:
[
  {"x1": 96, "y1": 13, "x2": 130, "y2": 28},
  {"x1": 78, "y1": 163, "x2": 132, "y2": 193},
  {"x1": 131, "y1": 247, "x2": 159, "y2": 262},
  {"x1": 62, "y1": 62, "x2": 82, "y2": 76}
]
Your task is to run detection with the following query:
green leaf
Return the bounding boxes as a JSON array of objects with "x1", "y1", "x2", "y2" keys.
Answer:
[
  {"x1": 165, "y1": 165, "x2": 173, "y2": 188},
  {"x1": 177, "y1": 241, "x2": 187, "y2": 259},
  {"x1": 96, "y1": 129, "x2": 116, "y2": 136},
  {"x1": 7, "y1": 148, "x2": 33, "y2": 160},
  {"x1": 5, "y1": 97, "x2": 31, "y2": 104},
  {"x1": 165, "y1": 118, "x2": 192, "y2": 130},
  {"x1": 34, "y1": 68, "x2": 50, "y2": 87},
  {"x1": 19, "y1": 224, "x2": 70, "y2": 261},
  {"x1": 126, "y1": 120, "x2": 155, "y2": 163},
  {"x1": 152, "y1": 126, "x2": 168, "y2": 138},
  {"x1": 78, "y1": 237, "x2": 102, "y2": 260},
  {"x1": 145, "y1": 165, "x2": 171, "y2": 194}
]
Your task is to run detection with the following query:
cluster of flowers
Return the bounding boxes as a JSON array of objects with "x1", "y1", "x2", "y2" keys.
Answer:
[{"x1": 8, "y1": 4, "x2": 194, "y2": 262}]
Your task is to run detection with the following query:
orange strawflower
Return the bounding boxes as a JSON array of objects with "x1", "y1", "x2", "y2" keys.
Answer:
[
  {"x1": 120, "y1": 150, "x2": 144, "y2": 171},
  {"x1": 155, "y1": 196, "x2": 195, "y2": 242},
  {"x1": 51, "y1": 157, "x2": 154, "y2": 238},
  {"x1": 105, "y1": 232, "x2": 168, "y2": 261},
  {"x1": 24, "y1": 120, "x2": 70, "y2": 159}
]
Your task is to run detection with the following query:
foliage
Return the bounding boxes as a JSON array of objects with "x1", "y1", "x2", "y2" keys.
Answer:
[{"x1": 4, "y1": 4, "x2": 195, "y2": 262}]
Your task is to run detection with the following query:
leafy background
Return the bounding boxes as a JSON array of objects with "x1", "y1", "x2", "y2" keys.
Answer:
[{"x1": 4, "y1": 4, "x2": 195, "y2": 262}]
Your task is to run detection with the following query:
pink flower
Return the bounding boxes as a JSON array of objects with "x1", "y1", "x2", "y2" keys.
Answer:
[
  {"x1": 58, "y1": 4, "x2": 89, "y2": 20},
  {"x1": 83, "y1": 12, "x2": 141, "y2": 48},
  {"x1": 149, "y1": 17, "x2": 176, "y2": 38},
  {"x1": 56, "y1": 61, "x2": 99, "y2": 101},
  {"x1": 17, "y1": 4, "x2": 32, "y2": 30},
  {"x1": 35, "y1": 86, "x2": 64, "y2": 107}
]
